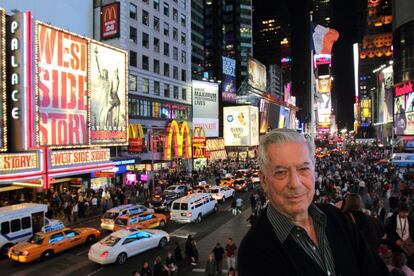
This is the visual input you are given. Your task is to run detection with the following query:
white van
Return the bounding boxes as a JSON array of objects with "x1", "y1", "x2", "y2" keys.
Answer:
[
  {"x1": 170, "y1": 193, "x2": 217, "y2": 223},
  {"x1": 0, "y1": 203, "x2": 50, "y2": 254},
  {"x1": 100, "y1": 204, "x2": 154, "y2": 231}
]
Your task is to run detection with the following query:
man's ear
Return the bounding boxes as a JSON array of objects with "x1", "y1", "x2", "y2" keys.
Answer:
[{"x1": 259, "y1": 170, "x2": 268, "y2": 194}]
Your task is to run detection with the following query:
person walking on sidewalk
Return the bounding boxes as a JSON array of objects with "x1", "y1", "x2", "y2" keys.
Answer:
[
  {"x1": 231, "y1": 198, "x2": 237, "y2": 215},
  {"x1": 140, "y1": 260, "x2": 152, "y2": 276},
  {"x1": 71, "y1": 201, "x2": 78, "y2": 222},
  {"x1": 212, "y1": 243, "x2": 225, "y2": 275},
  {"x1": 236, "y1": 197, "x2": 243, "y2": 215},
  {"x1": 185, "y1": 235, "x2": 199, "y2": 265},
  {"x1": 238, "y1": 128, "x2": 389, "y2": 276},
  {"x1": 225, "y1": 238, "x2": 237, "y2": 270},
  {"x1": 205, "y1": 253, "x2": 216, "y2": 276}
]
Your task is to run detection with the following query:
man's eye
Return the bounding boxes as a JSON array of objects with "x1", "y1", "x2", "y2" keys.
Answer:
[
  {"x1": 274, "y1": 171, "x2": 286, "y2": 176},
  {"x1": 299, "y1": 167, "x2": 310, "y2": 171}
]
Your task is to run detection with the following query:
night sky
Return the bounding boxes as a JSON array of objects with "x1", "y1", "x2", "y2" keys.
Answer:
[{"x1": 255, "y1": 0, "x2": 366, "y2": 129}]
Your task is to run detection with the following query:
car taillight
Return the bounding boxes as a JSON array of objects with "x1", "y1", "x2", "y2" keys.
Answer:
[
  {"x1": 22, "y1": 250, "x2": 30, "y2": 256},
  {"x1": 187, "y1": 212, "x2": 192, "y2": 217},
  {"x1": 100, "y1": 251, "x2": 109, "y2": 258}
]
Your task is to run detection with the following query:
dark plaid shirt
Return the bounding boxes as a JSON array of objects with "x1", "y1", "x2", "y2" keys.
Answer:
[{"x1": 267, "y1": 203, "x2": 336, "y2": 276}]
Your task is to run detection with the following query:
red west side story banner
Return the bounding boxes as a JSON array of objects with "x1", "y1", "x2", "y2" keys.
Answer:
[{"x1": 37, "y1": 24, "x2": 88, "y2": 147}]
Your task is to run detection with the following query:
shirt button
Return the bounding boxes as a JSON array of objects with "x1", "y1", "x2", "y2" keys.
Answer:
[
  {"x1": 312, "y1": 246, "x2": 316, "y2": 251},
  {"x1": 327, "y1": 271, "x2": 331, "y2": 276},
  {"x1": 296, "y1": 234, "x2": 300, "y2": 237}
]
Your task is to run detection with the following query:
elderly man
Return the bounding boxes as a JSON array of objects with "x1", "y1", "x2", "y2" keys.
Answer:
[{"x1": 238, "y1": 129, "x2": 388, "y2": 276}]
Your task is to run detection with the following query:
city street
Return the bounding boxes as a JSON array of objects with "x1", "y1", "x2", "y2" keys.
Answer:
[{"x1": 0, "y1": 191, "x2": 252, "y2": 276}]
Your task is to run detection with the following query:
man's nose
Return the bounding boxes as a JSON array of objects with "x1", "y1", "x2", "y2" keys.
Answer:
[{"x1": 287, "y1": 168, "x2": 302, "y2": 188}]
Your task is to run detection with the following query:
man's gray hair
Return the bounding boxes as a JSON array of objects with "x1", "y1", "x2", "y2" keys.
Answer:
[{"x1": 257, "y1": 128, "x2": 315, "y2": 172}]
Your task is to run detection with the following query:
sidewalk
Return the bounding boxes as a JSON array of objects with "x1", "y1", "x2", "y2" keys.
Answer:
[{"x1": 182, "y1": 207, "x2": 252, "y2": 275}]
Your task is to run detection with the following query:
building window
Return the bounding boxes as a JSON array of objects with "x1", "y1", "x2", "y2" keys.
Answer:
[
  {"x1": 163, "y1": 2, "x2": 169, "y2": 16},
  {"x1": 142, "y1": 10, "x2": 149, "y2": 25},
  {"x1": 130, "y1": 3, "x2": 137, "y2": 19},
  {"x1": 164, "y1": 22, "x2": 169, "y2": 37},
  {"x1": 173, "y1": 27, "x2": 178, "y2": 41},
  {"x1": 173, "y1": 66, "x2": 178, "y2": 79},
  {"x1": 181, "y1": 14, "x2": 186, "y2": 27},
  {"x1": 153, "y1": 16, "x2": 160, "y2": 32},
  {"x1": 139, "y1": 99, "x2": 151, "y2": 117},
  {"x1": 130, "y1": 51, "x2": 137, "y2": 67},
  {"x1": 173, "y1": 86, "x2": 179, "y2": 99},
  {"x1": 179, "y1": 0, "x2": 186, "y2": 9},
  {"x1": 181, "y1": 69, "x2": 186, "y2": 81},
  {"x1": 181, "y1": 50, "x2": 186, "y2": 63},
  {"x1": 173, "y1": 47, "x2": 178, "y2": 60},
  {"x1": 153, "y1": 59, "x2": 160, "y2": 74},
  {"x1": 163, "y1": 42, "x2": 169, "y2": 56},
  {"x1": 164, "y1": 83, "x2": 170, "y2": 97},
  {"x1": 142, "y1": 78, "x2": 149, "y2": 93},
  {"x1": 142, "y1": 55, "x2": 149, "y2": 70},
  {"x1": 142, "y1": 32, "x2": 149, "y2": 48},
  {"x1": 164, "y1": 63, "x2": 169, "y2": 77},
  {"x1": 130, "y1": 26, "x2": 137, "y2": 43},
  {"x1": 182, "y1": 88, "x2": 187, "y2": 100},
  {"x1": 173, "y1": 8, "x2": 178, "y2": 22},
  {"x1": 154, "y1": 37, "x2": 160, "y2": 52},
  {"x1": 181, "y1": 32, "x2": 186, "y2": 45},
  {"x1": 129, "y1": 74, "x2": 137, "y2": 91},
  {"x1": 153, "y1": 0, "x2": 159, "y2": 10},
  {"x1": 142, "y1": 0, "x2": 149, "y2": 4},
  {"x1": 154, "y1": 81, "x2": 160, "y2": 96}
]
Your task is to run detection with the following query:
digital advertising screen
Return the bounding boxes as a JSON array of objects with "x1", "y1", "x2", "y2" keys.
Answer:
[
  {"x1": 90, "y1": 42, "x2": 128, "y2": 145},
  {"x1": 278, "y1": 107, "x2": 291, "y2": 128},
  {"x1": 37, "y1": 23, "x2": 88, "y2": 147},
  {"x1": 192, "y1": 80, "x2": 219, "y2": 137},
  {"x1": 259, "y1": 99, "x2": 280, "y2": 133},
  {"x1": 223, "y1": 106, "x2": 259, "y2": 146},
  {"x1": 222, "y1": 56, "x2": 236, "y2": 102},
  {"x1": 377, "y1": 65, "x2": 393, "y2": 124},
  {"x1": 101, "y1": 2, "x2": 120, "y2": 40},
  {"x1": 317, "y1": 93, "x2": 331, "y2": 127},
  {"x1": 394, "y1": 80, "x2": 414, "y2": 135},
  {"x1": 248, "y1": 57, "x2": 266, "y2": 92}
]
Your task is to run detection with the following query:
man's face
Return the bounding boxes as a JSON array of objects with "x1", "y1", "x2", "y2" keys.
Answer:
[
  {"x1": 399, "y1": 211, "x2": 409, "y2": 219},
  {"x1": 260, "y1": 141, "x2": 315, "y2": 219}
]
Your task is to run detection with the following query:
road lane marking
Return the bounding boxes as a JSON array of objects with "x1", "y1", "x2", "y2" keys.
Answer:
[{"x1": 87, "y1": 267, "x2": 104, "y2": 276}]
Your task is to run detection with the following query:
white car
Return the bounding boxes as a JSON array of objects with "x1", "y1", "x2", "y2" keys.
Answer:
[
  {"x1": 88, "y1": 228, "x2": 169, "y2": 265},
  {"x1": 208, "y1": 186, "x2": 235, "y2": 202},
  {"x1": 164, "y1": 185, "x2": 188, "y2": 195}
]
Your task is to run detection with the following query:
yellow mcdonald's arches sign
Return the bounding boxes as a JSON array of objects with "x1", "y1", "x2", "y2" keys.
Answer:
[
  {"x1": 128, "y1": 123, "x2": 144, "y2": 153},
  {"x1": 164, "y1": 120, "x2": 192, "y2": 160},
  {"x1": 193, "y1": 147, "x2": 205, "y2": 158},
  {"x1": 192, "y1": 127, "x2": 206, "y2": 148}
]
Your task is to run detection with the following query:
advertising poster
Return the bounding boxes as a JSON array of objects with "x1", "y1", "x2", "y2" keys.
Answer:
[
  {"x1": 0, "y1": 8, "x2": 5, "y2": 151},
  {"x1": 101, "y1": 2, "x2": 120, "y2": 40},
  {"x1": 90, "y1": 42, "x2": 127, "y2": 145},
  {"x1": 223, "y1": 106, "x2": 259, "y2": 146},
  {"x1": 317, "y1": 93, "x2": 331, "y2": 126},
  {"x1": 248, "y1": 57, "x2": 266, "y2": 92},
  {"x1": 394, "y1": 80, "x2": 414, "y2": 135},
  {"x1": 192, "y1": 80, "x2": 219, "y2": 137},
  {"x1": 222, "y1": 56, "x2": 236, "y2": 102},
  {"x1": 37, "y1": 23, "x2": 88, "y2": 147},
  {"x1": 377, "y1": 66, "x2": 391, "y2": 123}
]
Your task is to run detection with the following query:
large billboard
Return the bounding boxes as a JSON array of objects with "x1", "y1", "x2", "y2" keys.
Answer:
[
  {"x1": 90, "y1": 42, "x2": 127, "y2": 145},
  {"x1": 0, "y1": 8, "x2": 5, "y2": 151},
  {"x1": 223, "y1": 106, "x2": 259, "y2": 146},
  {"x1": 259, "y1": 99, "x2": 280, "y2": 133},
  {"x1": 222, "y1": 56, "x2": 236, "y2": 102},
  {"x1": 377, "y1": 65, "x2": 393, "y2": 124},
  {"x1": 37, "y1": 23, "x2": 88, "y2": 147},
  {"x1": 36, "y1": 22, "x2": 128, "y2": 147},
  {"x1": 248, "y1": 57, "x2": 266, "y2": 92},
  {"x1": 192, "y1": 80, "x2": 219, "y2": 137},
  {"x1": 394, "y1": 80, "x2": 414, "y2": 135},
  {"x1": 317, "y1": 93, "x2": 331, "y2": 127}
]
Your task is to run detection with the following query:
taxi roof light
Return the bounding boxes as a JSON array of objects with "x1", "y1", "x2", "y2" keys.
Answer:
[{"x1": 42, "y1": 222, "x2": 65, "y2": 233}]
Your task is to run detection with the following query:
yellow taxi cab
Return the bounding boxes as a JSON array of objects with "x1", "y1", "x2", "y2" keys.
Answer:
[
  {"x1": 112, "y1": 212, "x2": 167, "y2": 232},
  {"x1": 8, "y1": 223, "x2": 100, "y2": 263},
  {"x1": 220, "y1": 177, "x2": 235, "y2": 188}
]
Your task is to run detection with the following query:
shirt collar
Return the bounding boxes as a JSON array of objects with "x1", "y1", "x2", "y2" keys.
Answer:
[{"x1": 267, "y1": 203, "x2": 327, "y2": 243}]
